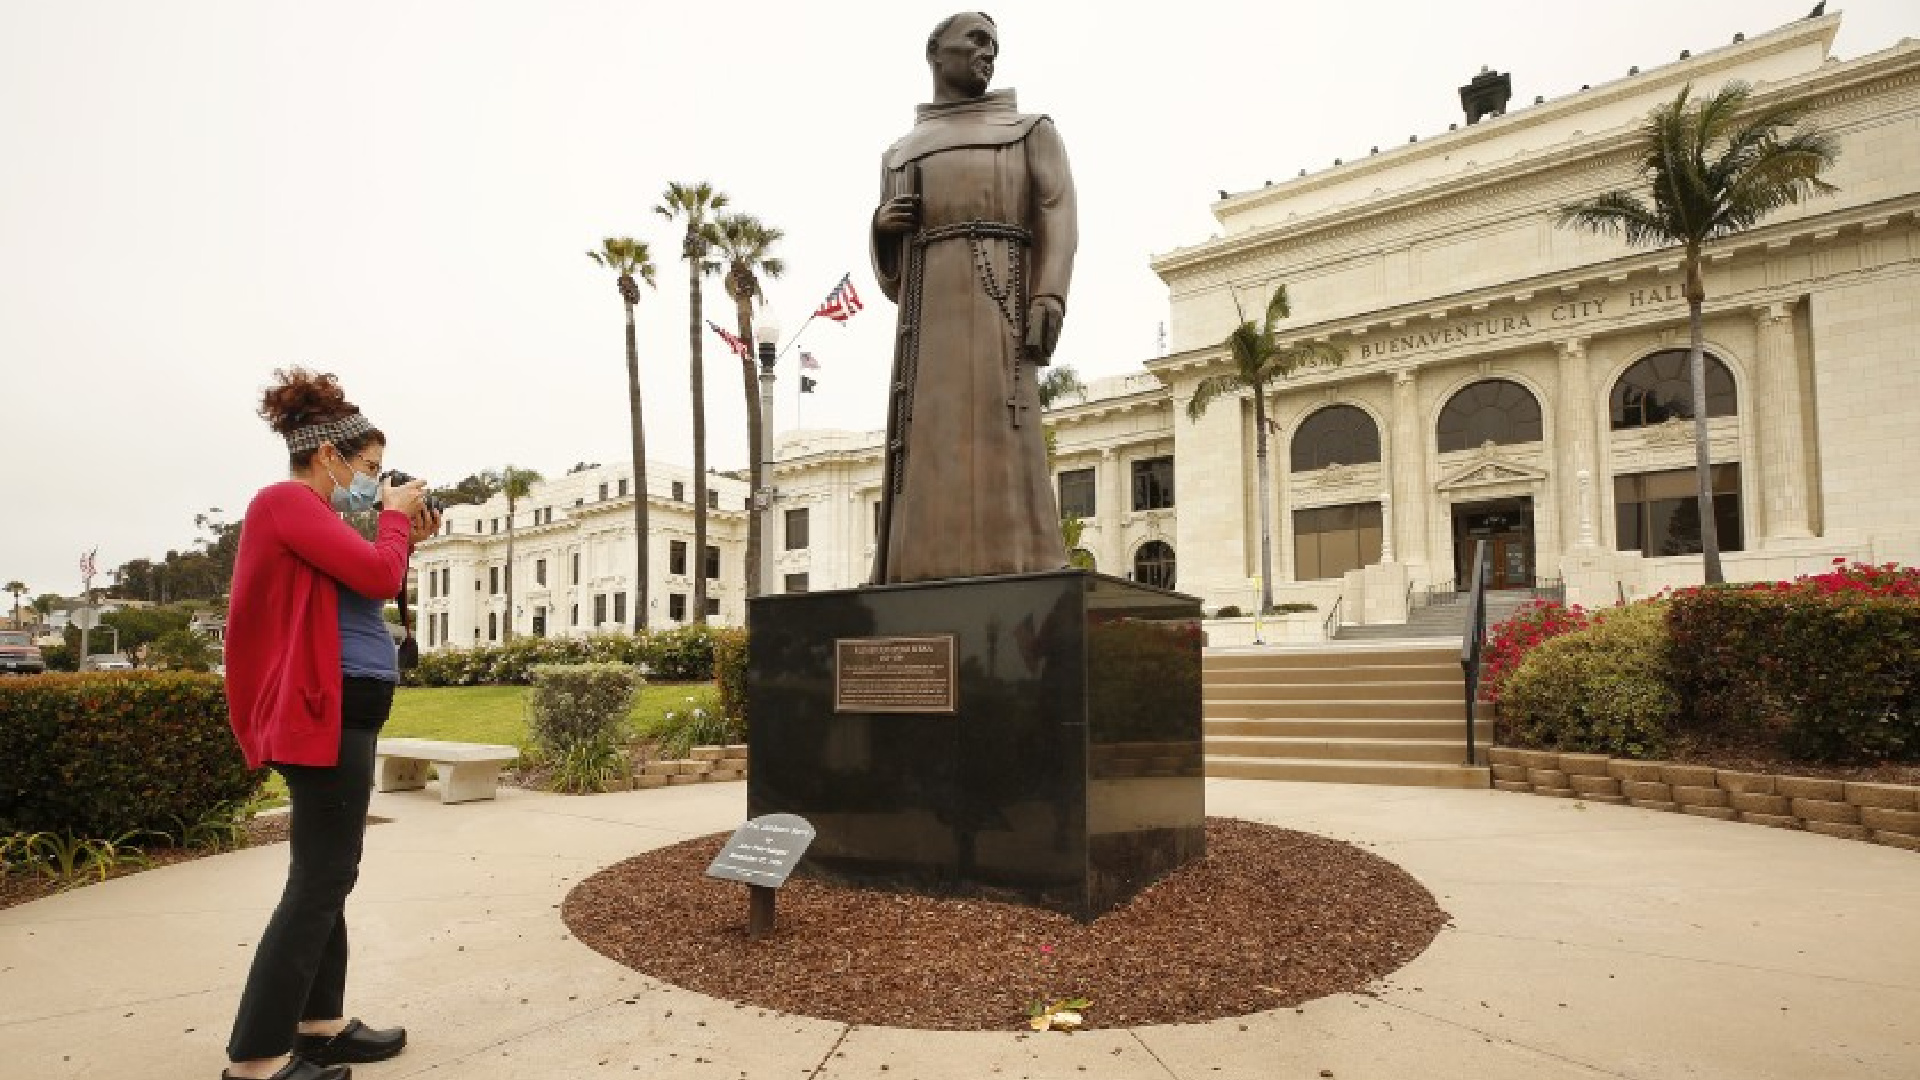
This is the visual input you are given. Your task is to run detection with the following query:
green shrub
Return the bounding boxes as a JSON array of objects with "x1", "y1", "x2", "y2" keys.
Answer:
[
  {"x1": 0, "y1": 672, "x2": 262, "y2": 838},
  {"x1": 648, "y1": 687, "x2": 740, "y2": 760},
  {"x1": 1669, "y1": 580, "x2": 1919, "y2": 763},
  {"x1": 409, "y1": 633, "x2": 646, "y2": 687},
  {"x1": 711, "y1": 627, "x2": 749, "y2": 734},
  {"x1": 526, "y1": 663, "x2": 639, "y2": 758},
  {"x1": 1500, "y1": 602, "x2": 1677, "y2": 758},
  {"x1": 1213, "y1": 605, "x2": 1243, "y2": 619},
  {"x1": 547, "y1": 734, "x2": 631, "y2": 795},
  {"x1": 644, "y1": 624, "x2": 717, "y2": 681}
]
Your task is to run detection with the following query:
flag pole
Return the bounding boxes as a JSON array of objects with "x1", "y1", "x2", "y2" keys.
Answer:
[{"x1": 776, "y1": 313, "x2": 818, "y2": 361}]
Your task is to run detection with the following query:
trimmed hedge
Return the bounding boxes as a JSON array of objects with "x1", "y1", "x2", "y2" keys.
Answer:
[
  {"x1": 408, "y1": 626, "x2": 719, "y2": 687},
  {"x1": 711, "y1": 627, "x2": 748, "y2": 732},
  {"x1": 1500, "y1": 602, "x2": 1677, "y2": 758},
  {"x1": 1669, "y1": 565, "x2": 1920, "y2": 763},
  {"x1": 0, "y1": 672, "x2": 261, "y2": 837},
  {"x1": 526, "y1": 663, "x2": 639, "y2": 757}
]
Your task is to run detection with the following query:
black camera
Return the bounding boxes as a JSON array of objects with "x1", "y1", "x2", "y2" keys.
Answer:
[{"x1": 381, "y1": 470, "x2": 445, "y2": 515}]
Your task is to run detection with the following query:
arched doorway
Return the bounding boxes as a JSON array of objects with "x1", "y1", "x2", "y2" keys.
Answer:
[{"x1": 1133, "y1": 541, "x2": 1176, "y2": 590}]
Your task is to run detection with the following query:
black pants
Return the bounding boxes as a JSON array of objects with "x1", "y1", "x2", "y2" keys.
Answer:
[{"x1": 227, "y1": 677, "x2": 393, "y2": 1062}]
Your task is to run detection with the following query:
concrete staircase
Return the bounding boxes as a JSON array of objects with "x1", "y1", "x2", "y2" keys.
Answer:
[
  {"x1": 1332, "y1": 590, "x2": 1538, "y2": 641},
  {"x1": 1204, "y1": 643, "x2": 1492, "y2": 788}
]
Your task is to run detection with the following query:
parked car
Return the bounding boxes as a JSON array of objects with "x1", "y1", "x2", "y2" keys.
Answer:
[
  {"x1": 80, "y1": 653, "x2": 133, "y2": 672},
  {"x1": 0, "y1": 630, "x2": 45, "y2": 675}
]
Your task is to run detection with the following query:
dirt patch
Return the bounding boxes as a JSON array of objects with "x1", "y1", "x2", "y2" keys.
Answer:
[{"x1": 563, "y1": 817, "x2": 1447, "y2": 1030}]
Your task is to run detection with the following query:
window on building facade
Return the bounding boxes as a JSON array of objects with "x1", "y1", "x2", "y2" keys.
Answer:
[
  {"x1": 1293, "y1": 502, "x2": 1384, "y2": 581},
  {"x1": 1132, "y1": 541, "x2": 1176, "y2": 589},
  {"x1": 594, "y1": 594, "x2": 606, "y2": 625},
  {"x1": 613, "y1": 592, "x2": 627, "y2": 625},
  {"x1": 872, "y1": 501, "x2": 881, "y2": 539},
  {"x1": 708, "y1": 490, "x2": 720, "y2": 510},
  {"x1": 474, "y1": 521, "x2": 482, "y2": 534},
  {"x1": 533, "y1": 606, "x2": 547, "y2": 638},
  {"x1": 489, "y1": 566, "x2": 499, "y2": 594},
  {"x1": 670, "y1": 540, "x2": 687, "y2": 576},
  {"x1": 705, "y1": 544, "x2": 720, "y2": 580},
  {"x1": 786, "y1": 507, "x2": 810, "y2": 550},
  {"x1": 618, "y1": 477, "x2": 629, "y2": 497},
  {"x1": 1614, "y1": 465, "x2": 1744, "y2": 557},
  {"x1": 571, "y1": 552, "x2": 580, "y2": 585},
  {"x1": 438, "y1": 612, "x2": 448, "y2": 644},
  {"x1": 673, "y1": 480, "x2": 685, "y2": 501},
  {"x1": 1290, "y1": 405, "x2": 1381, "y2": 472},
  {"x1": 706, "y1": 597, "x2": 720, "y2": 617},
  {"x1": 598, "y1": 483, "x2": 608, "y2": 501},
  {"x1": 1131, "y1": 456, "x2": 1175, "y2": 511},
  {"x1": 669, "y1": 593, "x2": 687, "y2": 621},
  {"x1": 491, "y1": 518, "x2": 499, "y2": 534},
  {"x1": 785, "y1": 573, "x2": 810, "y2": 594},
  {"x1": 440, "y1": 568, "x2": 449, "y2": 595},
  {"x1": 1611, "y1": 350, "x2": 1738, "y2": 429},
  {"x1": 1436, "y1": 379, "x2": 1543, "y2": 452},
  {"x1": 535, "y1": 558, "x2": 547, "y2": 587},
  {"x1": 1058, "y1": 467, "x2": 1096, "y2": 518},
  {"x1": 488, "y1": 612, "x2": 497, "y2": 641},
  {"x1": 571, "y1": 604, "x2": 579, "y2": 627},
  {"x1": 426, "y1": 571, "x2": 435, "y2": 599}
]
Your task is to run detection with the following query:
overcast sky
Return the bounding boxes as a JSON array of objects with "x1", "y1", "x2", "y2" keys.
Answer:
[{"x1": 2, "y1": 1, "x2": 1911, "y2": 596}]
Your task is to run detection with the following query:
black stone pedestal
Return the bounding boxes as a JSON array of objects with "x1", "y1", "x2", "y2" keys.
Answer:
[{"x1": 746, "y1": 569, "x2": 1206, "y2": 920}]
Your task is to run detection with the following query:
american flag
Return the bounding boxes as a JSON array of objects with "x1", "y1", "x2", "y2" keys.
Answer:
[
  {"x1": 799, "y1": 351, "x2": 821, "y2": 371},
  {"x1": 813, "y1": 274, "x2": 864, "y2": 323},
  {"x1": 706, "y1": 320, "x2": 750, "y2": 361},
  {"x1": 79, "y1": 548, "x2": 97, "y2": 582}
]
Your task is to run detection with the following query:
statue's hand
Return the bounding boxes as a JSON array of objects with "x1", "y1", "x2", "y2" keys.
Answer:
[
  {"x1": 873, "y1": 194, "x2": 921, "y2": 235},
  {"x1": 1025, "y1": 295, "x2": 1065, "y2": 361}
]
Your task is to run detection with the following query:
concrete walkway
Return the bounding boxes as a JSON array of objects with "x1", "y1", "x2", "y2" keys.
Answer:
[{"x1": 3, "y1": 779, "x2": 1918, "y2": 1080}]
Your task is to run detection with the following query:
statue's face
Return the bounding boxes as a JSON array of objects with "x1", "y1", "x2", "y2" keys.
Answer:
[{"x1": 929, "y1": 14, "x2": 996, "y2": 98}]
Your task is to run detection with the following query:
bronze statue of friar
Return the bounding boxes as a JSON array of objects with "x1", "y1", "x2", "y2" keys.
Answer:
[{"x1": 870, "y1": 11, "x2": 1079, "y2": 585}]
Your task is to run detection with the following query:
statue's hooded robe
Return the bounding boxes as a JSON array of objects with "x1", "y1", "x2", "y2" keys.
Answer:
[{"x1": 870, "y1": 89, "x2": 1078, "y2": 584}]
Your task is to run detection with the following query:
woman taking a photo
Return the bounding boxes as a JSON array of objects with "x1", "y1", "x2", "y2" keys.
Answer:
[{"x1": 221, "y1": 368, "x2": 438, "y2": 1080}]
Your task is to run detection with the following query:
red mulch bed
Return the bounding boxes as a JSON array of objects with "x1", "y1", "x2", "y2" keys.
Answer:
[{"x1": 563, "y1": 817, "x2": 1447, "y2": 1030}]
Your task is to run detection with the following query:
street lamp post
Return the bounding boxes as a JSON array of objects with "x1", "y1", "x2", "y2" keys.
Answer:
[{"x1": 754, "y1": 318, "x2": 782, "y2": 598}]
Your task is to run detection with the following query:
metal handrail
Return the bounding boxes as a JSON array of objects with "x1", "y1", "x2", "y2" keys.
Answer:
[
  {"x1": 1460, "y1": 539, "x2": 1489, "y2": 768},
  {"x1": 1321, "y1": 595, "x2": 1343, "y2": 640}
]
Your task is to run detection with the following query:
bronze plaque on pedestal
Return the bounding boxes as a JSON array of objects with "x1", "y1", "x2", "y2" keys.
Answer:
[{"x1": 834, "y1": 635, "x2": 958, "y2": 714}]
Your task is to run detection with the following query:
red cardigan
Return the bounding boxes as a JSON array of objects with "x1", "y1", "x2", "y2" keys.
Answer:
[{"x1": 225, "y1": 481, "x2": 412, "y2": 768}]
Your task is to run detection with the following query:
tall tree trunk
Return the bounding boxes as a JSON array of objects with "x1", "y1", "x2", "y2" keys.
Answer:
[
  {"x1": 503, "y1": 496, "x2": 516, "y2": 643},
  {"x1": 733, "y1": 280, "x2": 764, "y2": 603},
  {"x1": 688, "y1": 241, "x2": 709, "y2": 625},
  {"x1": 625, "y1": 301, "x2": 650, "y2": 632},
  {"x1": 1254, "y1": 388, "x2": 1275, "y2": 615},
  {"x1": 1685, "y1": 256, "x2": 1724, "y2": 584}
]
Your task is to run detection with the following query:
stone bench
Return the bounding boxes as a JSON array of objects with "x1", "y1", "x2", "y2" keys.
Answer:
[{"x1": 375, "y1": 738, "x2": 520, "y2": 804}]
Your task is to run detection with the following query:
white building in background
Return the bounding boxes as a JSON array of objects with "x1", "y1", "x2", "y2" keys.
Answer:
[
  {"x1": 413, "y1": 462, "x2": 749, "y2": 649},
  {"x1": 419, "y1": 12, "x2": 1920, "y2": 650}
]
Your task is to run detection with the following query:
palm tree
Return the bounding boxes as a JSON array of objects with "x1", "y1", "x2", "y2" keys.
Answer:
[
  {"x1": 712, "y1": 212, "x2": 785, "y2": 601},
  {"x1": 4, "y1": 581, "x2": 26, "y2": 629},
  {"x1": 588, "y1": 237, "x2": 658, "y2": 632},
  {"x1": 1185, "y1": 284, "x2": 1345, "y2": 615},
  {"x1": 1557, "y1": 81, "x2": 1837, "y2": 584},
  {"x1": 655, "y1": 182, "x2": 729, "y2": 624},
  {"x1": 497, "y1": 465, "x2": 542, "y2": 642}
]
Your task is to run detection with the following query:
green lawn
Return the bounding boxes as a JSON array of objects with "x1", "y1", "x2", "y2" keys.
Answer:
[{"x1": 258, "y1": 680, "x2": 716, "y2": 806}]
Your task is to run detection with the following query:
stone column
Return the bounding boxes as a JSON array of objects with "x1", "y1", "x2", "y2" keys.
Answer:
[
  {"x1": 1556, "y1": 338, "x2": 1599, "y2": 551},
  {"x1": 1754, "y1": 302, "x2": 1813, "y2": 541},
  {"x1": 1389, "y1": 369, "x2": 1429, "y2": 568},
  {"x1": 1173, "y1": 376, "x2": 1250, "y2": 607},
  {"x1": 1101, "y1": 446, "x2": 1126, "y2": 575}
]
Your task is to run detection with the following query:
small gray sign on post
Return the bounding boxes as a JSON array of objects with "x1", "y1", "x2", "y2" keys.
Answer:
[{"x1": 706, "y1": 814, "x2": 816, "y2": 940}]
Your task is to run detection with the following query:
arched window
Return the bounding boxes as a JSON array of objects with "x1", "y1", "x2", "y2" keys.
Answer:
[
  {"x1": 1134, "y1": 541, "x2": 1176, "y2": 590},
  {"x1": 1291, "y1": 405, "x2": 1381, "y2": 472},
  {"x1": 1436, "y1": 379, "x2": 1543, "y2": 452},
  {"x1": 1611, "y1": 350, "x2": 1737, "y2": 430}
]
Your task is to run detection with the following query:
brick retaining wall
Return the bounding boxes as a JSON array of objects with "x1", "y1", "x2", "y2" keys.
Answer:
[
  {"x1": 628, "y1": 743, "x2": 749, "y2": 789},
  {"x1": 1487, "y1": 747, "x2": 1920, "y2": 852}
]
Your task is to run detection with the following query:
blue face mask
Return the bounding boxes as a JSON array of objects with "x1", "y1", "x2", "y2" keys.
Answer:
[{"x1": 326, "y1": 456, "x2": 381, "y2": 513}]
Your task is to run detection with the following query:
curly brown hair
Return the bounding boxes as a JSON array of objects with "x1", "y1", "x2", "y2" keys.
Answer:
[{"x1": 258, "y1": 367, "x2": 385, "y2": 466}]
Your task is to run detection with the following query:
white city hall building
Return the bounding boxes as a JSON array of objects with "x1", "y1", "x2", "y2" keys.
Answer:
[{"x1": 419, "y1": 12, "x2": 1920, "y2": 648}]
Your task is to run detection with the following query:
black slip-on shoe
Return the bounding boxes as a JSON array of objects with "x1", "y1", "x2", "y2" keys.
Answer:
[
  {"x1": 221, "y1": 1057, "x2": 351, "y2": 1080},
  {"x1": 295, "y1": 1018, "x2": 407, "y2": 1065}
]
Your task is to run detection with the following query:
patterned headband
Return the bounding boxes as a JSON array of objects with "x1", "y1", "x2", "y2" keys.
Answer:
[{"x1": 285, "y1": 412, "x2": 375, "y2": 454}]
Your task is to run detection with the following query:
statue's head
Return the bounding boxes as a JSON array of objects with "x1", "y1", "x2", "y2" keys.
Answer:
[{"x1": 925, "y1": 12, "x2": 997, "y2": 99}]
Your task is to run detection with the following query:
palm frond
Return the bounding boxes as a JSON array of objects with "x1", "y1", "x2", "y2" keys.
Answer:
[
  {"x1": 1185, "y1": 371, "x2": 1249, "y2": 422},
  {"x1": 1261, "y1": 284, "x2": 1291, "y2": 337},
  {"x1": 1558, "y1": 191, "x2": 1672, "y2": 248}
]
